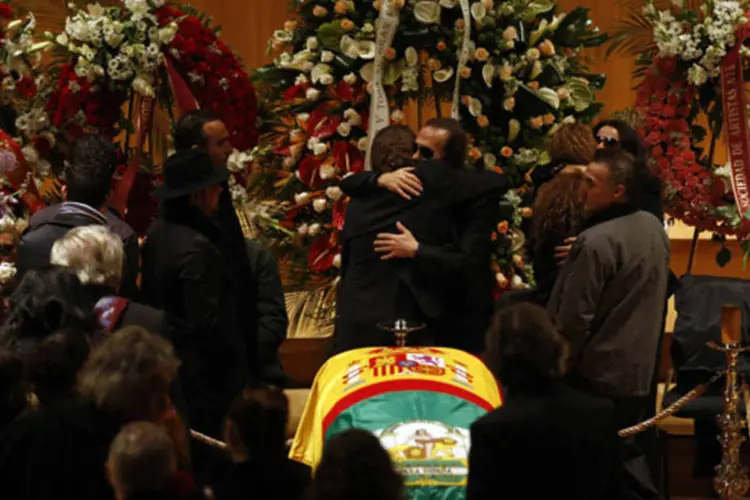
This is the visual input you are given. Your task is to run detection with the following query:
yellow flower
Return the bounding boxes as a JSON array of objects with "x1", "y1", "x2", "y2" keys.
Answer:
[
  {"x1": 384, "y1": 47, "x2": 396, "y2": 60},
  {"x1": 497, "y1": 220, "x2": 509, "y2": 233},
  {"x1": 284, "y1": 21, "x2": 298, "y2": 31},
  {"x1": 539, "y1": 39, "x2": 556, "y2": 57},
  {"x1": 499, "y1": 63, "x2": 512, "y2": 81},
  {"x1": 474, "y1": 48, "x2": 490, "y2": 62},
  {"x1": 461, "y1": 95, "x2": 472, "y2": 105},
  {"x1": 469, "y1": 147, "x2": 482, "y2": 160},
  {"x1": 492, "y1": 166, "x2": 504, "y2": 175},
  {"x1": 455, "y1": 19, "x2": 465, "y2": 30},
  {"x1": 503, "y1": 97, "x2": 515, "y2": 111},
  {"x1": 460, "y1": 66, "x2": 472, "y2": 78},
  {"x1": 503, "y1": 26, "x2": 517, "y2": 41},
  {"x1": 477, "y1": 115, "x2": 489, "y2": 128},
  {"x1": 557, "y1": 87, "x2": 570, "y2": 100},
  {"x1": 437, "y1": 41, "x2": 447, "y2": 52},
  {"x1": 530, "y1": 116, "x2": 544, "y2": 129},
  {"x1": 313, "y1": 6, "x2": 328, "y2": 17},
  {"x1": 543, "y1": 113, "x2": 555, "y2": 125},
  {"x1": 340, "y1": 19, "x2": 355, "y2": 31},
  {"x1": 521, "y1": 207, "x2": 533, "y2": 218},
  {"x1": 500, "y1": 146, "x2": 513, "y2": 158}
]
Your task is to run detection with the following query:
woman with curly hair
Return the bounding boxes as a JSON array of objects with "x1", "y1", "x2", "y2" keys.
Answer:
[
  {"x1": 527, "y1": 123, "x2": 596, "y2": 306},
  {"x1": 306, "y1": 429, "x2": 405, "y2": 500}
]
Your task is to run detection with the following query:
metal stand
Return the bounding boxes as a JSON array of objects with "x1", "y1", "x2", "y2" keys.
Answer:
[
  {"x1": 377, "y1": 319, "x2": 426, "y2": 347},
  {"x1": 708, "y1": 341, "x2": 750, "y2": 499}
]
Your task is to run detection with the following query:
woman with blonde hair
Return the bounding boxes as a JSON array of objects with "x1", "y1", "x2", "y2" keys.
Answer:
[{"x1": 528, "y1": 123, "x2": 597, "y2": 305}]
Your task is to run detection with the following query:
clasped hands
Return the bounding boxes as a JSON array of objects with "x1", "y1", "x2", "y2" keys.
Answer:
[
  {"x1": 373, "y1": 168, "x2": 577, "y2": 264},
  {"x1": 373, "y1": 168, "x2": 422, "y2": 260}
]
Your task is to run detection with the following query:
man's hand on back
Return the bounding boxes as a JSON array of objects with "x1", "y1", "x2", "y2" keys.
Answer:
[
  {"x1": 374, "y1": 222, "x2": 419, "y2": 259},
  {"x1": 377, "y1": 168, "x2": 423, "y2": 200}
]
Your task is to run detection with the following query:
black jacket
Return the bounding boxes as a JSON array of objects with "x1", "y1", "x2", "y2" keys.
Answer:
[
  {"x1": 334, "y1": 160, "x2": 506, "y2": 353},
  {"x1": 18, "y1": 203, "x2": 140, "y2": 299},
  {"x1": 468, "y1": 383, "x2": 624, "y2": 500},
  {"x1": 0, "y1": 397, "x2": 122, "y2": 500},
  {"x1": 245, "y1": 239, "x2": 289, "y2": 386},
  {"x1": 191, "y1": 459, "x2": 310, "y2": 500},
  {"x1": 141, "y1": 204, "x2": 248, "y2": 437}
]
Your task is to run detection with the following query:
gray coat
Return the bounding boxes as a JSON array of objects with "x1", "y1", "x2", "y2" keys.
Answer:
[{"x1": 548, "y1": 209, "x2": 670, "y2": 398}]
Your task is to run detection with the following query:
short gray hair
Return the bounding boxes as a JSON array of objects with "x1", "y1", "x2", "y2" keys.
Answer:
[
  {"x1": 108, "y1": 421, "x2": 176, "y2": 497},
  {"x1": 50, "y1": 225, "x2": 123, "y2": 289},
  {"x1": 78, "y1": 326, "x2": 179, "y2": 421}
]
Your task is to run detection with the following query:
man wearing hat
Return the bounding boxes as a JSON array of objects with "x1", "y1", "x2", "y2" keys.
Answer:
[{"x1": 141, "y1": 149, "x2": 249, "y2": 439}]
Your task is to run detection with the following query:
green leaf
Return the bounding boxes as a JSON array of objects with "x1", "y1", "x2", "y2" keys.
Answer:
[
  {"x1": 317, "y1": 21, "x2": 345, "y2": 51},
  {"x1": 568, "y1": 78, "x2": 595, "y2": 112},
  {"x1": 716, "y1": 246, "x2": 732, "y2": 268},
  {"x1": 521, "y1": 0, "x2": 556, "y2": 22}
]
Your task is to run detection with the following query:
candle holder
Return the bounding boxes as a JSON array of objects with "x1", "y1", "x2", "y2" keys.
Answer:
[
  {"x1": 708, "y1": 305, "x2": 750, "y2": 499},
  {"x1": 377, "y1": 319, "x2": 426, "y2": 347},
  {"x1": 707, "y1": 341, "x2": 750, "y2": 499}
]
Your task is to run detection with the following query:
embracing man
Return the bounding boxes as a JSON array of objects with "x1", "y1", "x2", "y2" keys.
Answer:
[{"x1": 333, "y1": 119, "x2": 506, "y2": 355}]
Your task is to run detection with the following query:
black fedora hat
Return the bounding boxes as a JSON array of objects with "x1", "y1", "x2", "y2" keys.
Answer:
[{"x1": 153, "y1": 149, "x2": 229, "y2": 200}]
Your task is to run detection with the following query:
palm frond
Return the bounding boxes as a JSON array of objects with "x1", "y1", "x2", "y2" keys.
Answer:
[{"x1": 605, "y1": 0, "x2": 655, "y2": 58}]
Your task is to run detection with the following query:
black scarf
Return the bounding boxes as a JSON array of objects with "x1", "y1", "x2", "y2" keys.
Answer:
[{"x1": 160, "y1": 199, "x2": 224, "y2": 243}]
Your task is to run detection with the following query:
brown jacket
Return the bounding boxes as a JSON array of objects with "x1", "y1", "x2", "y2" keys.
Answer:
[{"x1": 548, "y1": 207, "x2": 669, "y2": 397}]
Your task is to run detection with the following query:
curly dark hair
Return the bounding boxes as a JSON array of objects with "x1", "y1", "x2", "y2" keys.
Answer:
[
  {"x1": 21, "y1": 327, "x2": 90, "y2": 404},
  {"x1": 593, "y1": 119, "x2": 646, "y2": 161},
  {"x1": 0, "y1": 266, "x2": 100, "y2": 349},
  {"x1": 370, "y1": 125, "x2": 417, "y2": 173},
  {"x1": 485, "y1": 303, "x2": 569, "y2": 395},
  {"x1": 531, "y1": 167, "x2": 586, "y2": 256},
  {"x1": 0, "y1": 348, "x2": 26, "y2": 427},
  {"x1": 66, "y1": 134, "x2": 118, "y2": 208},
  {"x1": 548, "y1": 123, "x2": 598, "y2": 166},
  {"x1": 425, "y1": 118, "x2": 469, "y2": 171},
  {"x1": 307, "y1": 429, "x2": 405, "y2": 500}
]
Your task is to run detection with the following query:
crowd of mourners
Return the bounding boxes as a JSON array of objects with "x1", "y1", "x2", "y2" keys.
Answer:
[{"x1": 0, "y1": 110, "x2": 672, "y2": 500}]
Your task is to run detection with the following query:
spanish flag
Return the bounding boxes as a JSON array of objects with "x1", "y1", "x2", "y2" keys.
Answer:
[{"x1": 290, "y1": 347, "x2": 502, "y2": 499}]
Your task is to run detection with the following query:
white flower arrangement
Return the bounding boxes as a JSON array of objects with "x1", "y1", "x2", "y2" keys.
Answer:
[
  {"x1": 55, "y1": 1, "x2": 178, "y2": 97},
  {"x1": 645, "y1": 0, "x2": 750, "y2": 84}
]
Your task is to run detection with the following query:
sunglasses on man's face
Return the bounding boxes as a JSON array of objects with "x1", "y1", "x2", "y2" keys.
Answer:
[
  {"x1": 417, "y1": 146, "x2": 435, "y2": 159},
  {"x1": 596, "y1": 135, "x2": 619, "y2": 147}
]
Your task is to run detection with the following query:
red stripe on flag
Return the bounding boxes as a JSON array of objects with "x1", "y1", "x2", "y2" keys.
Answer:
[{"x1": 322, "y1": 379, "x2": 496, "y2": 432}]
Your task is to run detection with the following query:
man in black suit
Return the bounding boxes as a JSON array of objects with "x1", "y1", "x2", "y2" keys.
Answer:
[
  {"x1": 17, "y1": 135, "x2": 140, "y2": 299},
  {"x1": 340, "y1": 119, "x2": 500, "y2": 354},
  {"x1": 468, "y1": 303, "x2": 624, "y2": 500},
  {"x1": 333, "y1": 124, "x2": 506, "y2": 354}
]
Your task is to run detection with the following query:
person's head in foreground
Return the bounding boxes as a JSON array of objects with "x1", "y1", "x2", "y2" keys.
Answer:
[
  {"x1": 78, "y1": 326, "x2": 179, "y2": 423},
  {"x1": 107, "y1": 421, "x2": 177, "y2": 500},
  {"x1": 155, "y1": 149, "x2": 227, "y2": 217},
  {"x1": 548, "y1": 123, "x2": 598, "y2": 170},
  {"x1": 485, "y1": 303, "x2": 569, "y2": 397},
  {"x1": 307, "y1": 428, "x2": 405, "y2": 500},
  {"x1": 370, "y1": 125, "x2": 417, "y2": 174},
  {"x1": 593, "y1": 119, "x2": 646, "y2": 160},
  {"x1": 225, "y1": 385, "x2": 289, "y2": 464},
  {"x1": 51, "y1": 225, "x2": 124, "y2": 294},
  {"x1": 0, "y1": 266, "x2": 99, "y2": 348},
  {"x1": 583, "y1": 148, "x2": 637, "y2": 217},
  {"x1": 416, "y1": 118, "x2": 469, "y2": 170},
  {"x1": 174, "y1": 109, "x2": 233, "y2": 168},
  {"x1": 65, "y1": 134, "x2": 118, "y2": 210}
]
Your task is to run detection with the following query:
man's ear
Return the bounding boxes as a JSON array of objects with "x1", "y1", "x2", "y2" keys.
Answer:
[
  {"x1": 61, "y1": 185, "x2": 67, "y2": 201},
  {"x1": 613, "y1": 184, "x2": 626, "y2": 201}
]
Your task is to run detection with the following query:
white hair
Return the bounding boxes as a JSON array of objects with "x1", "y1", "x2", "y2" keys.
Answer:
[{"x1": 50, "y1": 225, "x2": 124, "y2": 289}]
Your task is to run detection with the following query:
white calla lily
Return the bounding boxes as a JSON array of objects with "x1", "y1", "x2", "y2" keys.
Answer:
[
  {"x1": 482, "y1": 62, "x2": 495, "y2": 87},
  {"x1": 433, "y1": 67, "x2": 454, "y2": 83},
  {"x1": 470, "y1": 2, "x2": 487, "y2": 22},
  {"x1": 468, "y1": 97, "x2": 482, "y2": 117},
  {"x1": 536, "y1": 87, "x2": 560, "y2": 109},
  {"x1": 414, "y1": 1, "x2": 442, "y2": 24},
  {"x1": 311, "y1": 63, "x2": 332, "y2": 84},
  {"x1": 405, "y1": 46, "x2": 418, "y2": 67}
]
